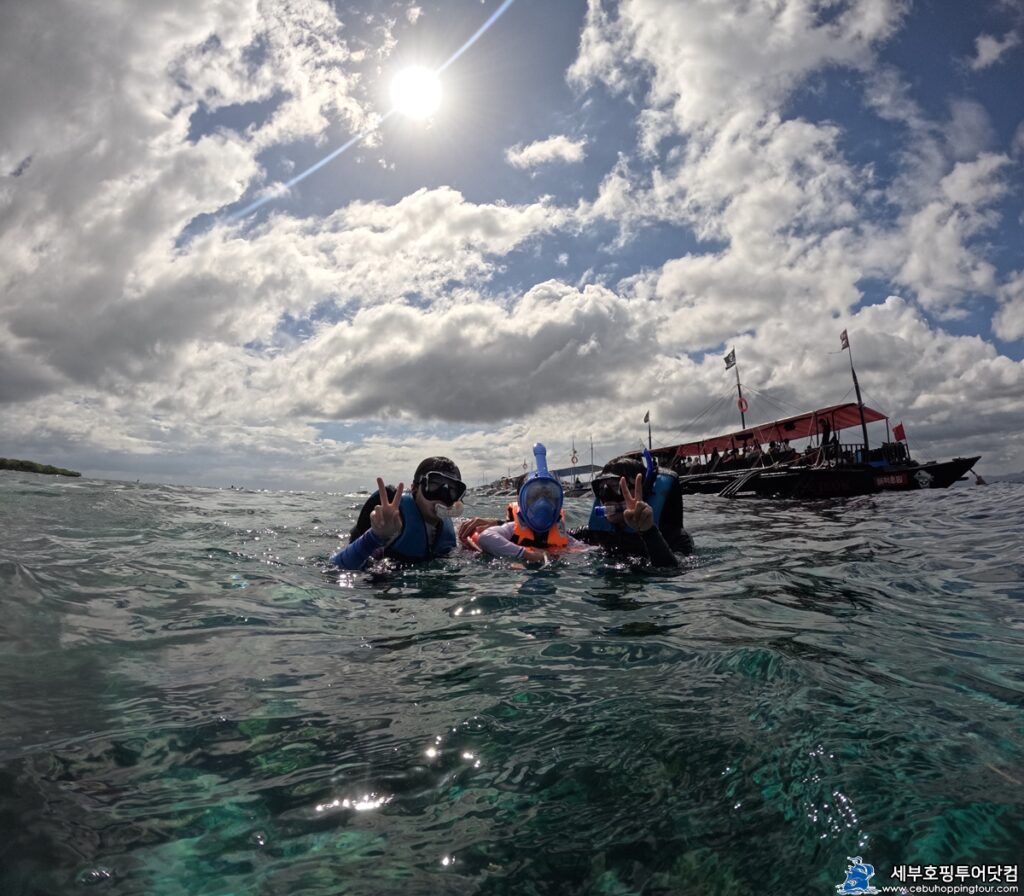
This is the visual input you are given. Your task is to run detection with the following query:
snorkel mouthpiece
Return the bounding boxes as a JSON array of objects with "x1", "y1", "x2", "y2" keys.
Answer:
[
  {"x1": 593, "y1": 502, "x2": 626, "y2": 519},
  {"x1": 518, "y1": 442, "x2": 564, "y2": 533},
  {"x1": 434, "y1": 500, "x2": 464, "y2": 520}
]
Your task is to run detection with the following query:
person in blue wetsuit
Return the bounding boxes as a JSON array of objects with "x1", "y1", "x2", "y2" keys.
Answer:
[
  {"x1": 330, "y1": 456, "x2": 466, "y2": 571},
  {"x1": 459, "y1": 452, "x2": 692, "y2": 569}
]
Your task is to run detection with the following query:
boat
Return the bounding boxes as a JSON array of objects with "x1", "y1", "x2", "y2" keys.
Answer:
[
  {"x1": 642, "y1": 333, "x2": 980, "y2": 500},
  {"x1": 650, "y1": 402, "x2": 980, "y2": 499}
]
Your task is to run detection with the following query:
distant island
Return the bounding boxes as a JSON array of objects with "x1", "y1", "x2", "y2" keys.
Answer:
[
  {"x1": 987, "y1": 471, "x2": 1024, "y2": 483},
  {"x1": 1, "y1": 457, "x2": 81, "y2": 477}
]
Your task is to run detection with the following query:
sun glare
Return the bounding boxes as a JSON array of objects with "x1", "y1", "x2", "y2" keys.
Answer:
[{"x1": 390, "y1": 66, "x2": 442, "y2": 120}]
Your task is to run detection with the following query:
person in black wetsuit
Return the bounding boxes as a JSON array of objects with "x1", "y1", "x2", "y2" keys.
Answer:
[{"x1": 573, "y1": 454, "x2": 692, "y2": 566}]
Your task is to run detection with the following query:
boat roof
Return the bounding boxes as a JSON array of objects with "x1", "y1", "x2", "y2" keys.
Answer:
[
  {"x1": 549, "y1": 464, "x2": 601, "y2": 478},
  {"x1": 652, "y1": 402, "x2": 889, "y2": 457}
]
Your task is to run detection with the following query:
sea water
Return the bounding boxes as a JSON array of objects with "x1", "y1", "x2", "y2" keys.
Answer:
[{"x1": 0, "y1": 472, "x2": 1021, "y2": 896}]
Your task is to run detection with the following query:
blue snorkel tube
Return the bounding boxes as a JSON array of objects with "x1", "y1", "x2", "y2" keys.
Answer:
[
  {"x1": 517, "y1": 443, "x2": 564, "y2": 533},
  {"x1": 642, "y1": 448, "x2": 657, "y2": 493}
]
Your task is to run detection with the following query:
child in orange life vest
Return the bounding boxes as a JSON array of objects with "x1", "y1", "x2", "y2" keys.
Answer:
[{"x1": 473, "y1": 443, "x2": 588, "y2": 564}]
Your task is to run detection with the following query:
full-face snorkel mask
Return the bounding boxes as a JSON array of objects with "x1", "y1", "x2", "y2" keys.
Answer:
[{"x1": 517, "y1": 443, "x2": 564, "y2": 533}]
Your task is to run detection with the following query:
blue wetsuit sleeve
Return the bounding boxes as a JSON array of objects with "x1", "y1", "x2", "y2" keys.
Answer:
[{"x1": 330, "y1": 529, "x2": 385, "y2": 570}]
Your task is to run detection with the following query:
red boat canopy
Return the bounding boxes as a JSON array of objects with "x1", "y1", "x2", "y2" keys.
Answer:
[{"x1": 656, "y1": 403, "x2": 888, "y2": 458}]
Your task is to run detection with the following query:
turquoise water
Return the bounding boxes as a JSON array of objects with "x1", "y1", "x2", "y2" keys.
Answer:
[{"x1": 1, "y1": 472, "x2": 1021, "y2": 895}]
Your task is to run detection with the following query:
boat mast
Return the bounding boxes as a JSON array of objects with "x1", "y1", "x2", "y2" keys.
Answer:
[
  {"x1": 725, "y1": 347, "x2": 747, "y2": 428},
  {"x1": 841, "y1": 330, "x2": 870, "y2": 455}
]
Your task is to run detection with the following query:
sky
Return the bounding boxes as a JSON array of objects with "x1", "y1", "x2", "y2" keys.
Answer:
[{"x1": 2, "y1": 0, "x2": 1023, "y2": 492}]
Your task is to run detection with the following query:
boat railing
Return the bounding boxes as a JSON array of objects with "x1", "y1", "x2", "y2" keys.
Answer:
[
  {"x1": 676, "y1": 439, "x2": 906, "y2": 476},
  {"x1": 868, "y1": 442, "x2": 910, "y2": 464}
]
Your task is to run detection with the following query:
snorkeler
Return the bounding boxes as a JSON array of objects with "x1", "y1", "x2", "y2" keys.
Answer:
[
  {"x1": 574, "y1": 452, "x2": 692, "y2": 566},
  {"x1": 459, "y1": 451, "x2": 691, "y2": 569},
  {"x1": 471, "y1": 443, "x2": 587, "y2": 564},
  {"x1": 330, "y1": 456, "x2": 466, "y2": 570}
]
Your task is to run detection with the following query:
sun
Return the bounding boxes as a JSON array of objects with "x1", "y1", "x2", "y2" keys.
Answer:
[{"x1": 390, "y1": 66, "x2": 442, "y2": 120}]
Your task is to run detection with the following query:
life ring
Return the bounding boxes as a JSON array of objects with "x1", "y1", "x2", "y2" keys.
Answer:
[
  {"x1": 571, "y1": 453, "x2": 578, "y2": 465},
  {"x1": 737, "y1": 397, "x2": 749, "y2": 413}
]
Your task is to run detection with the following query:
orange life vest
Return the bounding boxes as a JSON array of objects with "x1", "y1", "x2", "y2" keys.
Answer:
[{"x1": 505, "y1": 502, "x2": 570, "y2": 550}]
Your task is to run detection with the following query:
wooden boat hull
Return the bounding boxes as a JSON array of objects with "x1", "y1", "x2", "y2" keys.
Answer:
[
  {"x1": 678, "y1": 456, "x2": 981, "y2": 499},
  {"x1": 870, "y1": 456, "x2": 981, "y2": 491}
]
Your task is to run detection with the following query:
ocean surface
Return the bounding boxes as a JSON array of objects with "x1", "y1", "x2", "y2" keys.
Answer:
[{"x1": 1, "y1": 472, "x2": 1021, "y2": 896}]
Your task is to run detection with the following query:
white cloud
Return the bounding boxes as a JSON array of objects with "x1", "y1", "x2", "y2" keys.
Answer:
[
  {"x1": 0, "y1": 0, "x2": 386, "y2": 389},
  {"x1": 944, "y1": 99, "x2": 996, "y2": 161},
  {"x1": 567, "y1": 0, "x2": 636, "y2": 97},
  {"x1": 862, "y1": 64, "x2": 929, "y2": 128},
  {"x1": 505, "y1": 135, "x2": 587, "y2": 169},
  {"x1": 570, "y1": 0, "x2": 907, "y2": 132},
  {"x1": 895, "y1": 154, "x2": 1010, "y2": 315},
  {"x1": 573, "y1": 2, "x2": 1019, "y2": 328},
  {"x1": 2, "y1": 185, "x2": 570, "y2": 406},
  {"x1": 969, "y1": 30, "x2": 1021, "y2": 70},
  {"x1": 1012, "y1": 121, "x2": 1024, "y2": 158},
  {"x1": 271, "y1": 280, "x2": 653, "y2": 423},
  {"x1": 994, "y1": 270, "x2": 1024, "y2": 342}
]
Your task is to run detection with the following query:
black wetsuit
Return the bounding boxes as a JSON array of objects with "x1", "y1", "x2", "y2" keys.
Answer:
[
  {"x1": 570, "y1": 472, "x2": 692, "y2": 568},
  {"x1": 569, "y1": 524, "x2": 685, "y2": 568}
]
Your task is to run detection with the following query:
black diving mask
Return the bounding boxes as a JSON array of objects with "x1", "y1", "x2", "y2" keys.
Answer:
[
  {"x1": 591, "y1": 476, "x2": 624, "y2": 504},
  {"x1": 418, "y1": 471, "x2": 467, "y2": 506}
]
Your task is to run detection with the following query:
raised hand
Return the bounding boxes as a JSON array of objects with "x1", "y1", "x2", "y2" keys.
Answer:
[
  {"x1": 620, "y1": 473, "x2": 653, "y2": 532},
  {"x1": 520, "y1": 547, "x2": 549, "y2": 565},
  {"x1": 457, "y1": 516, "x2": 499, "y2": 550},
  {"x1": 369, "y1": 477, "x2": 404, "y2": 541}
]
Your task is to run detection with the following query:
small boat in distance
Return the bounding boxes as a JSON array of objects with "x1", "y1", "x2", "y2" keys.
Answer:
[{"x1": 643, "y1": 332, "x2": 980, "y2": 500}]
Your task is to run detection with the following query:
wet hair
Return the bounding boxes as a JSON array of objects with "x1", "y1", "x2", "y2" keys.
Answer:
[
  {"x1": 412, "y1": 456, "x2": 461, "y2": 488},
  {"x1": 600, "y1": 454, "x2": 649, "y2": 481}
]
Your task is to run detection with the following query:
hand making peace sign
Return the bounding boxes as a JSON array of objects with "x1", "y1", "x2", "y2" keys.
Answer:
[
  {"x1": 620, "y1": 473, "x2": 653, "y2": 533},
  {"x1": 369, "y1": 477, "x2": 404, "y2": 541}
]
